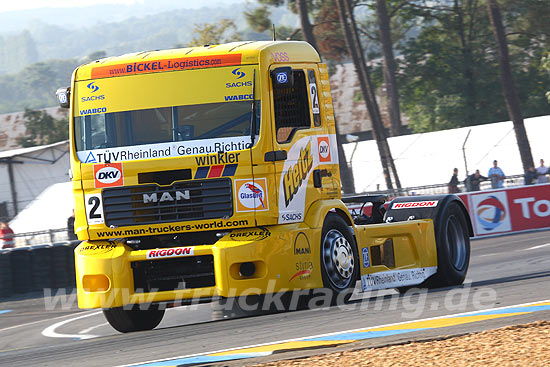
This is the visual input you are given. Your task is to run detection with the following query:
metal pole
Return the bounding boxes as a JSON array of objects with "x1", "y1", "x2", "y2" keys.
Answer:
[
  {"x1": 7, "y1": 157, "x2": 18, "y2": 216},
  {"x1": 462, "y1": 129, "x2": 472, "y2": 176}
]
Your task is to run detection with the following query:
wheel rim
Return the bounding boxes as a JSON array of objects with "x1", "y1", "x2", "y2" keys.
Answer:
[
  {"x1": 445, "y1": 215, "x2": 466, "y2": 270},
  {"x1": 322, "y1": 229, "x2": 354, "y2": 289}
]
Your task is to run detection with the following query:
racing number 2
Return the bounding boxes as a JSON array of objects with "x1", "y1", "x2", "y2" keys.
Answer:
[
  {"x1": 85, "y1": 193, "x2": 105, "y2": 225},
  {"x1": 308, "y1": 70, "x2": 321, "y2": 126},
  {"x1": 89, "y1": 197, "x2": 101, "y2": 219}
]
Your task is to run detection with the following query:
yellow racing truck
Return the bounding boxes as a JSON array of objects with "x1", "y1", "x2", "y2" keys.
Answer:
[{"x1": 57, "y1": 41, "x2": 472, "y2": 332}]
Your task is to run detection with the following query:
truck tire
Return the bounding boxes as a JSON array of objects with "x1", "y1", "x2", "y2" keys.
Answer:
[
  {"x1": 103, "y1": 305, "x2": 164, "y2": 333},
  {"x1": 430, "y1": 201, "x2": 470, "y2": 287},
  {"x1": 319, "y1": 213, "x2": 359, "y2": 304}
]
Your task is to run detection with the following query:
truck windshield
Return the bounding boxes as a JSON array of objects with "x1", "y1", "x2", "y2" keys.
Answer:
[{"x1": 74, "y1": 101, "x2": 260, "y2": 151}]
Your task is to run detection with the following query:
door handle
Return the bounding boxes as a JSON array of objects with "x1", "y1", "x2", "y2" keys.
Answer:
[{"x1": 313, "y1": 169, "x2": 332, "y2": 188}]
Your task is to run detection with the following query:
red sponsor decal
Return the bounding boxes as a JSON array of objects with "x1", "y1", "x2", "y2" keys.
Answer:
[
  {"x1": 392, "y1": 201, "x2": 438, "y2": 209},
  {"x1": 146, "y1": 247, "x2": 194, "y2": 259},
  {"x1": 93, "y1": 163, "x2": 123, "y2": 188},
  {"x1": 91, "y1": 54, "x2": 242, "y2": 79},
  {"x1": 289, "y1": 269, "x2": 311, "y2": 281},
  {"x1": 506, "y1": 185, "x2": 550, "y2": 232},
  {"x1": 317, "y1": 137, "x2": 331, "y2": 163},
  {"x1": 208, "y1": 165, "x2": 224, "y2": 178}
]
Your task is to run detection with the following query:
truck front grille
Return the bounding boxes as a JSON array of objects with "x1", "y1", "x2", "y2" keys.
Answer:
[
  {"x1": 102, "y1": 178, "x2": 233, "y2": 227},
  {"x1": 131, "y1": 255, "x2": 215, "y2": 293}
]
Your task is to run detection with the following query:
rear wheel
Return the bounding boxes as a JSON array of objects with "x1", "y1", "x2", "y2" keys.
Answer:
[
  {"x1": 319, "y1": 213, "x2": 359, "y2": 304},
  {"x1": 430, "y1": 201, "x2": 470, "y2": 287},
  {"x1": 103, "y1": 304, "x2": 165, "y2": 333}
]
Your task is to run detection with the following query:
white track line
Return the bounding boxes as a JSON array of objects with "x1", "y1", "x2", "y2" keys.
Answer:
[
  {"x1": 42, "y1": 311, "x2": 103, "y2": 340},
  {"x1": 0, "y1": 310, "x2": 98, "y2": 333},
  {"x1": 525, "y1": 243, "x2": 550, "y2": 251},
  {"x1": 79, "y1": 322, "x2": 109, "y2": 334},
  {"x1": 120, "y1": 298, "x2": 550, "y2": 367}
]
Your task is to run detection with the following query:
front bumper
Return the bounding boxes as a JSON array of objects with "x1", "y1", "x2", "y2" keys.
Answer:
[{"x1": 74, "y1": 225, "x2": 323, "y2": 309}]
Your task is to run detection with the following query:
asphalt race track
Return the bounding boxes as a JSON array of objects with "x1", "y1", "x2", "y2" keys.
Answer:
[{"x1": 1, "y1": 230, "x2": 549, "y2": 366}]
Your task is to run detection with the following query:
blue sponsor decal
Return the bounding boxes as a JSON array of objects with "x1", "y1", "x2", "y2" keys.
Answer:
[
  {"x1": 85, "y1": 152, "x2": 97, "y2": 163},
  {"x1": 80, "y1": 107, "x2": 107, "y2": 115},
  {"x1": 81, "y1": 95, "x2": 105, "y2": 102},
  {"x1": 126, "y1": 61, "x2": 165, "y2": 72},
  {"x1": 362, "y1": 247, "x2": 370, "y2": 268},
  {"x1": 232, "y1": 68, "x2": 245, "y2": 79},
  {"x1": 83, "y1": 82, "x2": 105, "y2": 102},
  {"x1": 87, "y1": 82, "x2": 99, "y2": 93},
  {"x1": 276, "y1": 72, "x2": 288, "y2": 84},
  {"x1": 58, "y1": 92, "x2": 68, "y2": 104},
  {"x1": 226, "y1": 81, "x2": 252, "y2": 88},
  {"x1": 224, "y1": 94, "x2": 253, "y2": 101}
]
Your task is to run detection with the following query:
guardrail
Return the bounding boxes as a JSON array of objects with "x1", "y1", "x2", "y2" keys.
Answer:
[
  {"x1": 7, "y1": 228, "x2": 73, "y2": 248},
  {"x1": 362, "y1": 174, "x2": 527, "y2": 197},
  {"x1": 0, "y1": 241, "x2": 80, "y2": 298}
]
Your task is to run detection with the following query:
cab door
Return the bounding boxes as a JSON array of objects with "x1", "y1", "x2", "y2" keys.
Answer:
[{"x1": 266, "y1": 64, "x2": 337, "y2": 225}]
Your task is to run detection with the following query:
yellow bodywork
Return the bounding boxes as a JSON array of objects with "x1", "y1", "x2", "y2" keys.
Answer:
[
  {"x1": 75, "y1": 217, "x2": 437, "y2": 309},
  {"x1": 69, "y1": 41, "x2": 437, "y2": 309}
]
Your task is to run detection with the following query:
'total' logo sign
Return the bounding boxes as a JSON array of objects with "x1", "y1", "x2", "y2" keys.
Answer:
[{"x1": 94, "y1": 162, "x2": 124, "y2": 188}]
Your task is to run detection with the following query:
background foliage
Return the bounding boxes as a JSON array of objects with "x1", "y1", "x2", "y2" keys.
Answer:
[{"x1": 3, "y1": 0, "x2": 549, "y2": 143}]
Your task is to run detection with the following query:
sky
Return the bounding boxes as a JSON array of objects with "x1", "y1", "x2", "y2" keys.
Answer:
[
  {"x1": 0, "y1": 0, "x2": 239, "y2": 13},
  {"x1": 0, "y1": 0, "x2": 137, "y2": 12}
]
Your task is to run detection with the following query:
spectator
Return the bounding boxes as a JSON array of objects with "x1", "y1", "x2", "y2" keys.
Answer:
[
  {"x1": 448, "y1": 168, "x2": 461, "y2": 193},
  {"x1": 524, "y1": 167, "x2": 537, "y2": 185},
  {"x1": 466, "y1": 170, "x2": 487, "y2": 191},
  {"x1": 0, "y1": 221, "x2": 14, "y2": 249},
  {"x1": 67, "y1": 210, "x2": 77, "y2": 241},
  {"x1": 536, "y1": 159, "x2": 549, "y2": 184},
  {"x1": 488, "y1": 160, "x2": 505, "y2": 189}
]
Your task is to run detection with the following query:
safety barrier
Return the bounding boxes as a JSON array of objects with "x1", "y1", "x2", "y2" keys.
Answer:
[
  {"x1": 0, "y1": 241, "x2": 80, "y2": 299},
  {"x1": 373, "y1": 174, "x2": 527, "y2": 198},
  {"x1": 457, "y1": 183, "x2": 550, "y2": 237},
  {"x1": 7, "y1": 228, "x2": 72, "y2": 248}
]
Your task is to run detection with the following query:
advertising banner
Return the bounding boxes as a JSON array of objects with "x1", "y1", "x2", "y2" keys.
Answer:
[{"x1": 460, "y1": 184, "x2": 550, "y2": 237}]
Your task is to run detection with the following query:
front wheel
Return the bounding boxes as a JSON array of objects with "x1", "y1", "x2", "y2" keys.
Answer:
[
  {"x1": 319, "y1": 213, "x2": 359, "y2": 304},
  {"x1": 103, "y1": 304, "x2": 165, "y2": 333}
]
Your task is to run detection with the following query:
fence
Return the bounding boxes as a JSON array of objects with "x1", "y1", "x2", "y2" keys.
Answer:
[
  {"x1": 7, "y1": 228, "x2": 73, "y2": 247},
  {"x1": 364, "y1": 174, "x2": 527, "y2": 198}
]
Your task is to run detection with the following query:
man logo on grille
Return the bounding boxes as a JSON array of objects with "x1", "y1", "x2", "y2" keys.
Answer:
[{"x1": 143, "y1": 190, "x2": 190, "y2": 203}]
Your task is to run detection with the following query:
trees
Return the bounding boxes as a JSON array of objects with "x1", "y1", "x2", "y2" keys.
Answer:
[
  {"x1": 336, "y1": 0, "x2": 401, "y2": 190},
  {"x1": 245, "y1": 0, "x2": 357, "y2": 193},
  {"x1": 543, "y1": 52, "x2": 550, "y2": 103},
  {"x1": 397, "y1": 0, "x2": 549, "y2": 133},
  {"x1": 486, "y1": 0, "x2": 533, "y2": 171},
  {"x1": 17, "y1": 108, "x2": 67, "y2": 148},
  {"x1": 375, "y1": 0, "x2": 402, "y2": 137},
  {"x1": 189, "y1": 19, "x2": 240, "y2": 46}
]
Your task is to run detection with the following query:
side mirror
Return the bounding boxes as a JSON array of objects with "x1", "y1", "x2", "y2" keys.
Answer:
[
  {"x1": 271, "y1": 67, "x2": 294, "y2": 89},
  {"x1": 56, "y1": 87, "x2": 71, "y2": 108}
]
